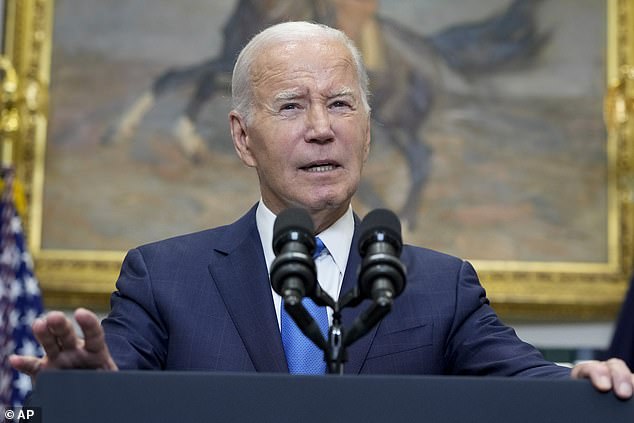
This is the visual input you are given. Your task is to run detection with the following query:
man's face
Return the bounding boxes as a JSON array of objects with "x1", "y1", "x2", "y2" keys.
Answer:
[{"x1": 230, "y1": 37, "x2": 371, "y2": 217}]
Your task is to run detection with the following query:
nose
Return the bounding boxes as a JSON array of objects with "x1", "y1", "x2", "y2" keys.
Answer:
[{"x1": 305, "y1": 105, "x2": 335, "y2": 144}]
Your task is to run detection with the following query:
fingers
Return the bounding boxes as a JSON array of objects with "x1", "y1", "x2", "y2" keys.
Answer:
[
  {"x1": 28, "y1": 308, "x2": 118, "y2": 371},
  {"x1": 8, "y1": 354, "x2": 43, "y2": 377},
  {"x1": 74, "y1": 308, "x2": 118, "y2": 370},
  {"x1": 571, "y1": 360, "x2": 609, "y2": 390},
  {"x1": 74, "y1": 308, "x2": 104, "y2": 353},
  {"x1": 49, "y1": 311, "x2": 81, "y2": 351},
  {"x1": 12, "y1": 308, "x2": 118, "y2": 375},
  {"x1": 31, "y1": 315, "x2": 62, "y2": 361},
  {"x1": 32, "y1": 311, "x2": 80, "y2": 361},
  {"x1": 572, "y1": 359, "x2": 634, "y2": 399},
  {"x1": 606, "y1": 359, "x2": 634, "y2": 399}
]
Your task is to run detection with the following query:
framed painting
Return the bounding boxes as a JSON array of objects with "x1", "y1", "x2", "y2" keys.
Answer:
[{"x1": 2, "y1": 0, "x2": 634, "y2": 319}]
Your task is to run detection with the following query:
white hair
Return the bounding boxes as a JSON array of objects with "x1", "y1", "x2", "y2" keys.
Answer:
[{"x1": 231, "y1": 21, "x2": 370, "y2": 123}]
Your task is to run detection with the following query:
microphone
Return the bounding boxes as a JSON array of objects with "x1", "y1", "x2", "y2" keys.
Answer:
[
  {"x1": 270, "y1": 208, "x2": 317, "y2": 306},
  {"x1": 357, "y1": 209, "x2": 406, "y2": 305}
]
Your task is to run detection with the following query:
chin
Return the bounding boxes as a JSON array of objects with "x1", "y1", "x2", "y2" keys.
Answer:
[
  {"x1": 288, "y1": 184, "x2": 355, "y2": 212},
  {"x1": 303, "y1": 194, "x2": 350, "y2": 212}
]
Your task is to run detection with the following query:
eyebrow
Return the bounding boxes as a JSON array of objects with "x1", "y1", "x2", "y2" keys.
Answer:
[
  {"x1": 274, "y1": 89, "x2": 304, "y2": 102},
  {"x1": 329, "y1": 87, "x2": 355, "y2": 99},
  {"x1": 272, "y1": 87, "x2": 356, "y2": 103}
]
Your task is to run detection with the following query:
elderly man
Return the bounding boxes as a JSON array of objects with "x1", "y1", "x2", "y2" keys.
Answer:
[{"x1": 10, "y1": 21, "x2": 634, "y2": 398}]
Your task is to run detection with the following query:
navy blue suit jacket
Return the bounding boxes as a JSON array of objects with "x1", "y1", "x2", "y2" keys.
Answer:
[{"x1": 103, "y1": 205, "x2": 570, "y2": 377}]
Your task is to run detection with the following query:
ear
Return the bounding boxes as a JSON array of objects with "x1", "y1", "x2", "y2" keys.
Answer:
[
  {"x1": 363, "y1": 114, "x2": 371, "y2": 162},
  {"x1": 229, "y1": 110, "x2": 257, "y2": 167}
]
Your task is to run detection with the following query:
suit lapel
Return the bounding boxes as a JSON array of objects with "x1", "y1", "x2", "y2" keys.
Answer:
[{"x1": 208, "y1": 207, "x2": 287, "y2": 373}]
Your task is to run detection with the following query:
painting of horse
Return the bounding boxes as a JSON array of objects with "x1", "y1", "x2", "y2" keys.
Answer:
[{"x1": 44, "y1": 0, "x2": 607, "y2": 263}]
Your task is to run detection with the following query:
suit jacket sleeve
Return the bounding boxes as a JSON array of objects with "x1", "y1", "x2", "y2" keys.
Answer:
[
  {"x1": 443, "y1": 260, "x2": 570, "y2": 377},
  {"x1": 101, "y1": 220, "x2": 269, "y2": 372},
  {"x1": 102, "y1": 247, "x2": 168, "y2": 370}
]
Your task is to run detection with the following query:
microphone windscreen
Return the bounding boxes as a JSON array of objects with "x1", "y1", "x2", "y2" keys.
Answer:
[
  {"x1": 273, "y1": 208, "x2": 315, "y2": 254},
  {"x1": 359, "y1": 209, "x2": 402, "y2": 254}
]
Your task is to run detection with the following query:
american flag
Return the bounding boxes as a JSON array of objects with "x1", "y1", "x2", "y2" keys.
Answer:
[{"x1": 0, "y1": 168, "x2": 44, "y2": 412}]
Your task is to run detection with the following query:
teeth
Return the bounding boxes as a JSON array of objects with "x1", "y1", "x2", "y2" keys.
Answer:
[{"x1": 306, "y1": 165, "x2": 335, "y2": 172}]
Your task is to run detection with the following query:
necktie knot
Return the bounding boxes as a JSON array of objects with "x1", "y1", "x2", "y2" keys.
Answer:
[{"x1": 313, "y1": 236, "x2": 327, "y2": 259}]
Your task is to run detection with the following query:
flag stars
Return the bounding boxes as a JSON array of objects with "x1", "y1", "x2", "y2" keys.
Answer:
[
  {"x1": 12, "y1": 373, "x2": 32, "y2": 398},
  {"x1": 9, "y1": 280, "x2": 22, "y2": 301},
  {"x1": 9, "y1": 309, "x2": 20, "y2": 329},
  {"x1": 21, "y1": 252, "x2": 33, "y2": 269},
  {"x1": 17, "y1": 339, "x2": 39, "y2": 358},
  {"x1": 0, "y1": 375, "x2": 11, "y2": 393},
  {"x1": 0, "y1": 184, "x2": 44, "y2": 408},
  {"x1": 0, "y1": 244, "x2": 20, "y2": 268},
  {"x1": 9, "y1": 216, "x2": 22, "y2": 234},
  {"x1": 24, "y1": 276, "x2": 40, "y2": 297},
  {"x1": 0, "y1": 339, "x2": 15, "y2": 354},
  {"x1": 21, "y1": 309, "x2": 39, "y2": 327}
]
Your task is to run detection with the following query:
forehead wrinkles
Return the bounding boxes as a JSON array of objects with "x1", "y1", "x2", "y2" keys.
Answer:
[{"x1": 250, "y1": 42, "x2": 359, "y2": 99}]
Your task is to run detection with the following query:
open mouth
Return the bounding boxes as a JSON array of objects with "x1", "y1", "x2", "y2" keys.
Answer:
[{"x1": 300, "y1": 161, "x2": 341, "y2": 173}]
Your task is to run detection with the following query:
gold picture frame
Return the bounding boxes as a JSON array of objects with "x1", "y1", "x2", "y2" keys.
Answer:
[{"x1": 2, "y1": 0, "x2": 634, "y2": 319}]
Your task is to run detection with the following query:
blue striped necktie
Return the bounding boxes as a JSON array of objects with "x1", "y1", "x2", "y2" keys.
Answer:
[{"x1": 281, "y1": 237, "x2": 329, "y2": 374}]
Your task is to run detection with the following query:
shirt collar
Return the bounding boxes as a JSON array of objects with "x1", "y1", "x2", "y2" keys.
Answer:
[
  {"x1": 256, "y1": 200, "x2": 277, "y2": 274},
  {"x1": 256, "y1": 200, "x2": 354, "y2": 276},
  {"x1": 314, "y1": 208, "x2": 353, "y2": 278}
]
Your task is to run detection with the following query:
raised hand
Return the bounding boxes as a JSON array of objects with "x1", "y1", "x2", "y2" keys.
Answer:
[{"x1": 9, "y1": 308, "x2": 117, "y2": 379}]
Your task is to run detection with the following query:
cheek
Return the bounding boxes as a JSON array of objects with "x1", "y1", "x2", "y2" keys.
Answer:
[
  {"x1": 248, "y1": 129, "x2": 280, "y2": 162},
  {"x1": 256, "y1": 123, "x2": 303, "y2": 157},
  {"x1": 257, "y1": 149, "x2": 296, "y2": 186},
  {"x1": 347, "y1": 137, "x2": 371, "y2": 168}
]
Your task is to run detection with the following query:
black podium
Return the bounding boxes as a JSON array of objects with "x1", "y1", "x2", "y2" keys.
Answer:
[{"x1": 28, "y1": 371, "x2": 634, "y2": 422}]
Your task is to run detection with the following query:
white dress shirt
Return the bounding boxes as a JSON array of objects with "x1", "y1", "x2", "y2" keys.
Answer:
[{"x1": 256, "y1": 200, "x2": 354, "y2": 328}]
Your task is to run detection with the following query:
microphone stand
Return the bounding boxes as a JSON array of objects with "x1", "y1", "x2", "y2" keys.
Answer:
[
  {"x1": 273, "y1": 207, "x2": 405, "y2": 375},
  {"x1": 304, "y1": 285, "x2": 394, "y2": 375}
]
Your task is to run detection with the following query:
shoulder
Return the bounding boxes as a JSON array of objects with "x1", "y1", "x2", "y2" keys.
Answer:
[
  {"x1": 402, "y1": 244, "x2": 465, "y2": 269},
  {"x1": 400, "y1": 244, "x2": 478, "y2": 285}
]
